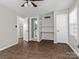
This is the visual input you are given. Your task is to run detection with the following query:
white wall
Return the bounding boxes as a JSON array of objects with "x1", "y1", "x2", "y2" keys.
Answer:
[
  {"x1": 23, "y1": 18, "x2": 28, "y2": 42},
  {"x1": 0, "y1": 4, "x2": 18, "y2": 51},
  {"x1": 68, "y1": 0, "x2": 79, "y2": 57}
]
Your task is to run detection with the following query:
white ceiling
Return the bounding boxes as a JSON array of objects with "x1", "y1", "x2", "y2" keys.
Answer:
[{"x1": 0, "y1": 0, "x2": 75, "y2": 17}]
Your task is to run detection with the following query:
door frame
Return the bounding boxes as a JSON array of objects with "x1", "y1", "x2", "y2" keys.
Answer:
[
  {"x1": 29, "y1": 17, "x2": 40, "y2": 42},
  {"x1": 54, "y1": 10, "x2": 68, "y2": 44}
]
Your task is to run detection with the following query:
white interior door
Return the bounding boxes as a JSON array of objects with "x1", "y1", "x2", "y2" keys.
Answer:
[
  {"x1": 56, "y1": 13, "x2": 68, "y2": 43},
  {"x1": 29, "y1": 17, "x2": 39, "y2": 42}
]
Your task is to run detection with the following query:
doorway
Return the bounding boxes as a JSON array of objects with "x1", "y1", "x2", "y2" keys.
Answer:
[{"x1": 29, "y1": 17, "x2": 38, "y2": 41}]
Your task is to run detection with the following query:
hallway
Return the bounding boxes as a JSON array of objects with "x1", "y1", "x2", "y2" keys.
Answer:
[{"x1": 0, "y1": 40, "x2": 78, "y2": 59}]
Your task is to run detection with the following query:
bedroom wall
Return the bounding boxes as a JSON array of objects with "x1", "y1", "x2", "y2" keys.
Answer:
[
  {"x1": 68, "y1": 0, "x2": 79, "y2": 57},
  {"x1": 0, "y1": 4, "x2": 18, "y2": 51}
]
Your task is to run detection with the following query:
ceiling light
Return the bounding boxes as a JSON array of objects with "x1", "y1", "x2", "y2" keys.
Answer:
[
  {"x1": 31, "y1": 4, "x2": 33, "y2": 7},
  {"x1": 24, "y1": 3, "x2": 28, "y2": 7},
  {"x1": 28, "y1": 1, "x2": 32, "y2": 6}
]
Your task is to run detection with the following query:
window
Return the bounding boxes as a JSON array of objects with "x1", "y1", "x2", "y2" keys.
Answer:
[{"x1": 69, "y1": 6, "x2": 78, "y2": 39}]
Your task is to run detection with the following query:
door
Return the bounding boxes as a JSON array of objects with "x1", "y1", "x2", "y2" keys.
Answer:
[
  {"x1": 31, "y1": 18, "x2": 37, "y2": 38},
  {"x1": 29, "y1": 17, "x2": 38, "y2": 41},
  {"x1": 56, "y1": 13, "x2": 68, "y2": 43}
]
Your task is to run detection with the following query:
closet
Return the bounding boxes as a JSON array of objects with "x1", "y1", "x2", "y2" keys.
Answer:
[{"x1": 39, "y1": 12, "x2": 54, "y2": 40}]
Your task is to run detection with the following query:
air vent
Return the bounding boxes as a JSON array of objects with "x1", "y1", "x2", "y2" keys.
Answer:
[{"x1": 44, "y1": 16, "x2": 51, "y2": 19}]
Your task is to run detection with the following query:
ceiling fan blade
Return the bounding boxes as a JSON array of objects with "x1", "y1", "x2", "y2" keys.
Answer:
[
  {"x1": 21, "y1": 4, "x2": 25, "y2": 7},
  {"x1": 31, "y1": 2, "x2": 37, "y2": 7},
  {"x1": 24, "y1": 0, "x2": 43, "y2": 1},
  {"x1": 24, "y1": 0, "x2": 28, "y2": 1},
  {"x1": 21, "y1": 2, "x2": 28, "y2": 7},
  {"x1": 30, "y1": 0, "x2": 44, "y2": 1}
]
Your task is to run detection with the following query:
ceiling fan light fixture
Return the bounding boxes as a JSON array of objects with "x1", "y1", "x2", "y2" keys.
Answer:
[
  {"x1": 28, "y1": 1, "x2": 32, "y2": 6},
  {"x1": 31, "y1": 3, "x2": 33, "y2": 7},
  {"x1": 24, "y1": 3, "x2": 28, "y2": 7},
  {"x1": 21, "y1": 0, "x2": 42, "y2": 7}
]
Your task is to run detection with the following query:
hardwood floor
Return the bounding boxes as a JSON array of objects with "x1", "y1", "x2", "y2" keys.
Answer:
[{"x1": 0, "y1": 40, "x2": 79, "y2": 59}]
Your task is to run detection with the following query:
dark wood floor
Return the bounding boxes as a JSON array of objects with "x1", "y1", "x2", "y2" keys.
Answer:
[{"x1": 0, "y1": 40, "x2": 79, "y2": 59}]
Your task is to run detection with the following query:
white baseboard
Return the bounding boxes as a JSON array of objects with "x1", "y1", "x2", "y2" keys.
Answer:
[
  {"x1": 54, "y1": 41, "x2": 58, "y2": 43},
  {"x1": 0, "y1": 42, "x2": 18, "y2": 51},
  {"x1": 37, "y1": 39, "x2": 42, "y2": 42},
  {"x1": 54, "y1": 41, "x2": 68, "y2": 44},
  {"x1": 68, "y1": 43, "x2": 79, "y2": 57}
]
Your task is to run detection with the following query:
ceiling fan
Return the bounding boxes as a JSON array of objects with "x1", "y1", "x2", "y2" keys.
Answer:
[{"x1": 21, "y1": 0, "x2": 44, "y2": 7}]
